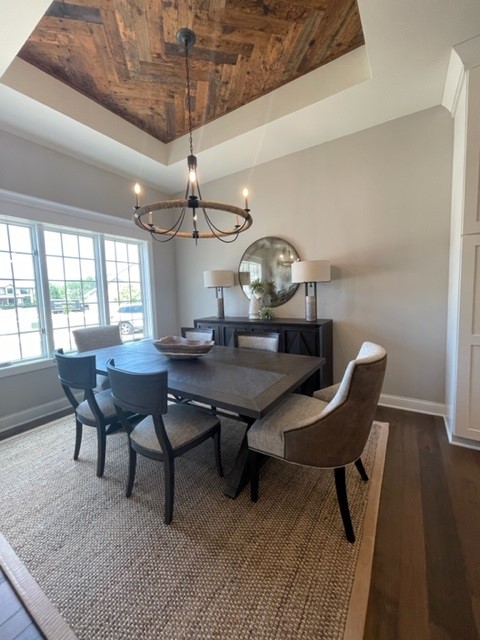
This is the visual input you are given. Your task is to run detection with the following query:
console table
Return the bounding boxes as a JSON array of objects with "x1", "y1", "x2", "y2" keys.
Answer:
[{"x1": 194, "y1": 317, "x2": 333, "y2": 395}]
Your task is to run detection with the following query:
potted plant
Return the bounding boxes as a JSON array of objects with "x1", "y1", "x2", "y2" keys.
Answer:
[{"x1": 259, "y1": 306, "x2": 275, "y2": 320}]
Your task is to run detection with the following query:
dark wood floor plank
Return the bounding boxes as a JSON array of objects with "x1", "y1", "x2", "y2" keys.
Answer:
[
  {"x1": 397, "y1": 417, "x2": 429, "y2": 640},
  {"x1": 0, "y1": 578, "x2": 22, "y2": 626},
  {"x1": 0, "y1": 607, "x2": 35, "y2": 640},
  {"x1": 363, "y1": 407, "x2": 403, "y2": 639},
  {"x1": 365, "y1": 407, "x2": 480, "y2": 640},
  {"x1": 418, "y1": 417, "x2": 478, "y2": 640}
]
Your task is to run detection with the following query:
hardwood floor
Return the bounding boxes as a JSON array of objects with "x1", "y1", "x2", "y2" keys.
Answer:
[
  {"x1": 0, "y1": 569, "x2": 43, "y2": 639},
  {"x1": 365, "y1": 407, "x2": 480, "y2": 639}
]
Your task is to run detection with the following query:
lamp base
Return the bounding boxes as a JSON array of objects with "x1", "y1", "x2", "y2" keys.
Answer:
[
  {"x1": 216, "y1": 288, "x2": 225, "y2": 319},
  {"x1": 304, "y1": 283, "x2": 317, "y2": 322}
]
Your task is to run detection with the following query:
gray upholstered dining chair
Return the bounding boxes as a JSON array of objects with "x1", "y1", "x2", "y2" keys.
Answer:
[
  {"x1": 181, "y1": 327, "x2": 214, "y2": 341},
  {"x1": 106, "y1": 359, "x2": 223, "y2": 525},
  {"x1": 73, "y1": 325, "x2": 123, "y2": 391},
  {"x1": 247, "y1": 341, "x2": 387, "y2": 542},
  {"x1": 233, "y1": 330, "x2": 280, "y2": 352},
  {"x1": 54, "y1": 348, "x2": 121, "y2": 478}
]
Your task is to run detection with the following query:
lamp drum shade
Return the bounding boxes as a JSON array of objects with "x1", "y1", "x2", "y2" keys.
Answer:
[
  {"x1": 204, "y1": 270, "x2": 234, "y2": 288},
  {"x1": 291, "y1": 260, "x2": 331, "y2": 283}
]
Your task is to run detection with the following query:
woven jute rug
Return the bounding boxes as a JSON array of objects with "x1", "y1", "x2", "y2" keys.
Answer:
[{"x1": 0, "y1": 415, "x2": 388, "y2": 640}]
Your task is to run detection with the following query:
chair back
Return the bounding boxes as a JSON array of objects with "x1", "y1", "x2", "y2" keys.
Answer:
[
  {"x1": 106, "y1": 359, "x2": 168, "y2": 416},
  {"x1": 73, "y1": 325, "x2": 122, "y2": 352},
  {"x1": 181, "y1": 327, "x2": 214, "y2": 341},
  {"x1": 284, "y1": 342, "x2": 387, "y2": 468},
  {"x1": 54, "y1": 348, "x2": 97, "y2": 390},
  {"x1": 234, "y1": 331, "x2": 280, "y2": 352},
  {"x1": 54, "y1": 348, "x2": 100, "y2": 415},
  {"x1": 72, "y1": 324, "x2": 123, "y2": 353}
]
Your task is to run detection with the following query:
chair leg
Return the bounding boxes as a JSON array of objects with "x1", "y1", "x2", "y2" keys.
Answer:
[
  {"x1": 213, "y1": 428, "x2": 223, "y2": 477},
  {"x1": 250, "y1": 451, "x2": 260, "y2": 503},
  {"x1": 164, "y1": 457, "x2": 175, "y2": 525},
  {"x1": 334, "y1": 467, "x2": 355, "y2": 543},
  {"x1": 74, "y1": 418, "x2": 82, "y2": 460},
  {"x1": 96, "y1": 424, "x2": 107, "y2": 478},
  {"x1": 126, "y1": 440, "x2": 137, "y2": 497},
  {"x1": 355, "y1": 458, "x2": 369, "y2": 481}
]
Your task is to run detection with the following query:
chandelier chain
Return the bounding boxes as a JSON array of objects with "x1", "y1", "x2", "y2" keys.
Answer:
[
  {"x1": 184, "y1": 39, "x2": 194, "y2": 157},
  {"x1": 132, "y1": 28, "x2": 253, "y2": 241}
]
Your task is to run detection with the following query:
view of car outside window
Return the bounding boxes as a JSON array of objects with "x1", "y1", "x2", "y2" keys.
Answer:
[{"x1": 0, "y1": 221, "x2": 147, "y2": 364}]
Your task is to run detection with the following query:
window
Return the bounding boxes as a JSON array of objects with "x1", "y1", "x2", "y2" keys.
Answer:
[
  {"x1": 105, "y1": 239, "x2": 144, "y2": 341},
  {"x1": 0, "y1": 216, "x2": 150, "y2": 367},
  {"x1": 0, "y1": 221, "x2": 42, "y2": 363}
]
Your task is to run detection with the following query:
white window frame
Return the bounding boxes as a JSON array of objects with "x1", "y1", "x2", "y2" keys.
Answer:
[{"x1": 0, "y1": 188, "x2": 155, "y2": 378}]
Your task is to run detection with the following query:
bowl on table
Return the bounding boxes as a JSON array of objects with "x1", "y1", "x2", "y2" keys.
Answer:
[{"x1": 153, "y1": 336, "x2": 214, "y2": 360}]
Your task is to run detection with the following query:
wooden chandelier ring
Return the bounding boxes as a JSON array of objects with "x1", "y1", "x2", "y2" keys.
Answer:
[{"x1": 133, "y1": 199, "x2": 253, "y2": 238}]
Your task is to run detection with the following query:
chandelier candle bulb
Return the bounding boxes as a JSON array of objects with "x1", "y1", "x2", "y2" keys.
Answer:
[
  {"x1": 134, "y1": 183, "x2": 141, "y2": 209},
  {"x1": 243, "y1": 188, "x2": 249, "y2": 211}
]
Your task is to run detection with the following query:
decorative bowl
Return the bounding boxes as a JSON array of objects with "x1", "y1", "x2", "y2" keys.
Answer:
[{"x1": 153, "y1": 336, "x2": 214, "y2": 360}]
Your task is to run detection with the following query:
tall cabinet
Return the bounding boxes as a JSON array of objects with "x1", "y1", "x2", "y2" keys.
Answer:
[{"x1": 446, "y1": 40, "x2": 480, "y2": 444}]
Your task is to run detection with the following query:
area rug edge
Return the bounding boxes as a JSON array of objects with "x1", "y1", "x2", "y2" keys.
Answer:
[
  {"x1": 343, "y1": 421, "x2": 389, "y2": 640},
  {"x1": 0, "y1": 532, "x2": 78, "y2": 639}
]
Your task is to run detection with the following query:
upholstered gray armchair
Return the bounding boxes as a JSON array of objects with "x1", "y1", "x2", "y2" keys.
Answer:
[{"x1": 247, "y1": 341, "x2": 387, "y2": 542}]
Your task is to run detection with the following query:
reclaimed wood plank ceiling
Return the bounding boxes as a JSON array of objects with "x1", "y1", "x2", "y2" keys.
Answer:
[{"x1": 19, "y1": 0, "x2": 364, "y2": 144}]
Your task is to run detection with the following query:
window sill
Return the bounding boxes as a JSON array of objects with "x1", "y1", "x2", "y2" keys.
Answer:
[{"x1": 0, "y1": 358, "x2": 56, "y2": 379}]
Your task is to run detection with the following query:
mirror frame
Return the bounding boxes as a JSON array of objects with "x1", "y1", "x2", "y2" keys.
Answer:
[{"x1": 238, "y1": 236, "x2": 300, "y2": 308}]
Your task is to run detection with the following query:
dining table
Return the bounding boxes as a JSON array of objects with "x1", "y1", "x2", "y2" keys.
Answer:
[{"x1": 77, "y1": 339, "x2": 324, "y2": 498}]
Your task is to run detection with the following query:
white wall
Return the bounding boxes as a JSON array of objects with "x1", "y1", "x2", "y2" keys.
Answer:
[
  {"x1": 175, "y1": 107, "x2": 453, "y2": 404},
  {"x1": 0, "y1": 129, "x2": 178, "y2": 426}
]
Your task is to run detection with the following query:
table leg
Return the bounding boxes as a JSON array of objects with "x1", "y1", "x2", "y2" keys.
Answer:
[{"x1": 224, "y1": 417, "x2": 267, "y2": 499}]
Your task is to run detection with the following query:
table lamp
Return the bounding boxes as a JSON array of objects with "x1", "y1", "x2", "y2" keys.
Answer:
[
  {"x1": 291, "y1": 260, "x2": 331, "y2": 322},
  {"x1": 204, "y1": 270, "x2": 234, "y2": 319}
]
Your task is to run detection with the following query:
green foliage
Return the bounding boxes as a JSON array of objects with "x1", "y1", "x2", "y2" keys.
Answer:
[
  {"x1": 259, "y1": 306, "x2": 275, "y2": 320},
  {"x1": 249, "y1": 279, "x2": 266, "y2": 294},
  {"x1": 112, "y1": 284, "x2": 142, "y2": 303},
  {"x1": 49, "y1": 277, "x2": 96, "y2": 302}
]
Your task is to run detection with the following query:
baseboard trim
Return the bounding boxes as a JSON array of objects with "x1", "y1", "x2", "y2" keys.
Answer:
[
  {"x1": 379, "y1": 393, "x2": 446, "y2": 417},
  {"x1": 0, "y1": 398, "x2": 72, "y2": 434},
  {"x1": 443, "y1": 416, "x2": 480, "y2": 451}
]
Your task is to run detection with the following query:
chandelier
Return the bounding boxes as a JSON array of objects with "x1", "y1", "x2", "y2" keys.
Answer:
[{"x1": 133, "y1": 28, "x2": 253, "y2": 243}]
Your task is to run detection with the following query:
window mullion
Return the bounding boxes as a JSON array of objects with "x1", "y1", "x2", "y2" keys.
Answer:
[
  {"x1": 96, "y1": 235, "x2": 110, "y2": 325},
  {"x1": 33, "y1": 223, "x2": 54, "y2": 356},
  {"x1": 140, "y1": 241, "x2": 154, "y2": 337}
]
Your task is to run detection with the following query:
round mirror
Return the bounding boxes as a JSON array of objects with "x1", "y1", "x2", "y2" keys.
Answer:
[{"x1": 238, "y1": 236, "x2": 300, "y2": 307}]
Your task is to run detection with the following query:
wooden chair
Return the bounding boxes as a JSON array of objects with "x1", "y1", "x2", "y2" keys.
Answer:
[
  {"x1": 180, "y1": 327, "x2": 214, "y2": 341},
  {"x1": 73, "y1": 325, "x2": 123, "y2": 392},
  {"x1": 233, "y1": 330, "x2": 280, "y2": 352},
  {"x1": 54, "y1": 348, "x2": 120, "y2": 477},
  {"x1": 247, "y1": 342, "x2": 387, "y2": 542},
  {"x1": 106, "y1": 359, "x2": 223, "y2": 525}
]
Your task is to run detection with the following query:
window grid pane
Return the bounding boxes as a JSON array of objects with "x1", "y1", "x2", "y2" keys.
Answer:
[
  {"x1": 45, "y1": 230, "x2": 100, "y2": 351},
  {"x1": 107, "y1": 238, "x2": 144, "y2": 342},
  {"x1": 0, "y1": 222, "x2": 43, "y2": 363},
  {"x1": 0, "y1": 218, "x2": 149, "y2": 365}
]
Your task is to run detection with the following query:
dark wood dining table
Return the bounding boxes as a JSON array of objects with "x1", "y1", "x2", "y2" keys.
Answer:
[{"x1": 78, "y1": 339, "x2": 324, "y2": 497}]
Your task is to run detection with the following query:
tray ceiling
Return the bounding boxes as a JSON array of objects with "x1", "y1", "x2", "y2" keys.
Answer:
[{"x1": 18, "y1": 0, "x2": 364, "y2": 144}]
